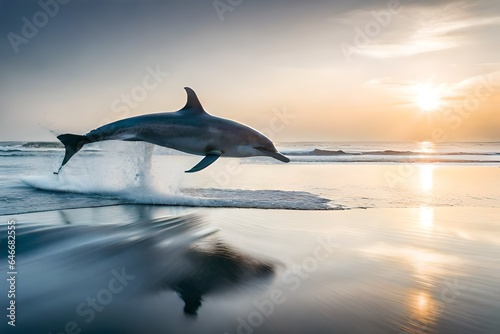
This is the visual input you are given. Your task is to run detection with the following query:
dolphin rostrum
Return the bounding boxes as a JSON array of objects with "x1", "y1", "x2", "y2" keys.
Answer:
[{"x1": 55, "y1": 87, "x2": 290, "y2": 174}]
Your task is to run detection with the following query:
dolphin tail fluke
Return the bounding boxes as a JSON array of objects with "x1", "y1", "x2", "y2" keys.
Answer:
[
  {"x1": 54, "y1": 134, "x2": 90, "y2": 174},
  {"x1": 185, "y1": 151, "x2": 221, "y2": 173}
]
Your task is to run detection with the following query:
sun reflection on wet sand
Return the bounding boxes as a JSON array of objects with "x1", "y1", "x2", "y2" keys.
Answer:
[
  {"x1": 419, "y1": 165, "x2": 434, "y2": 192},
  {"x1": 419, "y1": 207, "x2": 434, "y2": 233},
  {"x1": 401, "y1": 290, "x2": 439, "y2": 334},
  {"x1": 418, "y1": 142, "x2": 435, "y2": 193}
]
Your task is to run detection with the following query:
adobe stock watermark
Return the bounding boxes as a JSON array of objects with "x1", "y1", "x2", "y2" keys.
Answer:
[
  {"x1": 6, "y1": 219, "x2": 17, "y2": 327},
  {"x1": 339, "y1": 0, "x2": 406, "y2": 63},
  {"x1": 213, "y1": 0, "x2": 243, "y2": 21},
  {"x1": 98, "y1": 65, "x2": 170, "y2": 127},
  {"x1": 383, "y1": 72, "x2": 500, "y2": 189},
  {"x1": 431, "y1": 72, "x2": 500, "y2": 142},
  {"x1": 205, "y1": 106, "x2": 295, "y2": 188},
  {"x1": 384, "y1": 162, "x2": 418, "y2": 189},
  {"x1": 225, "y1": 235, "x2": 339, "y2": 334},
  {"x1": 399, "y1": 278, "x2": 467, "y2": 334},
  {"x1": 7, "y1": 0, "x2": 71, "y2": 54},
  {"x1": 48, "y1": 267, "x2": 135, "y2": 334}
]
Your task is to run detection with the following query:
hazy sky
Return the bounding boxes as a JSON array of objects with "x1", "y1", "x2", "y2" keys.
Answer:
[{"x1": 1, "y1": 0, "x2": 499, "y2": 142}]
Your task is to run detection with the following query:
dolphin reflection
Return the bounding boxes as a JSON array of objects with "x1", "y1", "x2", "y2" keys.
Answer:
[{"x1": 0, "y1": 213, "x2": 275, "y2": 332}]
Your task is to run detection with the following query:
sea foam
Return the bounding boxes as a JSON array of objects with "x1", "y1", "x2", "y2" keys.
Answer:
[{"x1": 21, "y1": 142, "x2": 334, "y2": 211}]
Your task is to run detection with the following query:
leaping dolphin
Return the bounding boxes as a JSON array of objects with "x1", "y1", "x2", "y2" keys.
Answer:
[{"x1": 54, "y1": 87, "x2": 290, "y2": 174}]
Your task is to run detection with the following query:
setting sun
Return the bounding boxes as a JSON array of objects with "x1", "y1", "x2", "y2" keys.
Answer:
[{"x1": 414, "y1": 83, "x2": 443, "y2": 112}]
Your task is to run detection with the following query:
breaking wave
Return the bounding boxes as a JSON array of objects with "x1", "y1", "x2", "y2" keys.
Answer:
[{"x1": 21, "y1": 174, "x2": 335, "y2": 212}]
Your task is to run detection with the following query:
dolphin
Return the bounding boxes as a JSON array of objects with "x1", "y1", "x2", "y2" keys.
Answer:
[{"x1": 54, "y1": 87, "x2": 290, "y2": 174}]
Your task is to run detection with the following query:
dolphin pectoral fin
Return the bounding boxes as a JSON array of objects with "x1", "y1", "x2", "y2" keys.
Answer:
[{"x1": 185, "y1": 151, "x2": 221, "y2": 173}]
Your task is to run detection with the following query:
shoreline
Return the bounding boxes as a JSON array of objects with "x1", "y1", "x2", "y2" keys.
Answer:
[{"x1": 2, "y1": 202, "x2": 500, "y2": 218}]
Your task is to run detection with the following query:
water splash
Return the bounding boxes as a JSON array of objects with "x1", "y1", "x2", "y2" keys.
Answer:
[{"x1": 20, "y1": 141, "x2": 335, "y2": 211}]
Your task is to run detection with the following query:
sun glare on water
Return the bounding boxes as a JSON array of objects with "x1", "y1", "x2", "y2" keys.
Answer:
[{"x1": 414, "y1": 83, "x2": 443, "y2": 112}]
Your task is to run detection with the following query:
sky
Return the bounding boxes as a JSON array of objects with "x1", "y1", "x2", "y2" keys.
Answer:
[{"x1": 0, "y1": 0, "x2": 499, "y2": 142}]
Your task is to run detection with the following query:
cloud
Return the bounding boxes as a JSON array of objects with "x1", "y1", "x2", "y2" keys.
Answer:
[
  {"x1": 363, "y1": 77, "x2": 415, "y2": 87},
  {"x1": 444, "y1": 70, "x2": 500, "y2": 100},
  {"x1": 363, "y1": 70, "x2": 500, "y2": 112},
  {"x1": 338, "y1": 1, "x2": 500, "y2": 59}
]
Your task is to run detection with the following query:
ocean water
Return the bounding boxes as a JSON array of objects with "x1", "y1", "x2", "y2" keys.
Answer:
[
  {"x1": 0, "y1": 141, "x2": 499, "y2": 334},
  {"x1": 0, "y1": 141, "x2": 499, "y2": 215}
]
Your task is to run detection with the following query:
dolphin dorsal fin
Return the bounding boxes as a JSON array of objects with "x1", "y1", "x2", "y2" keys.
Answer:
[{"x1": 181, "y1": 87, "x2": 207, "y2": 114}]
